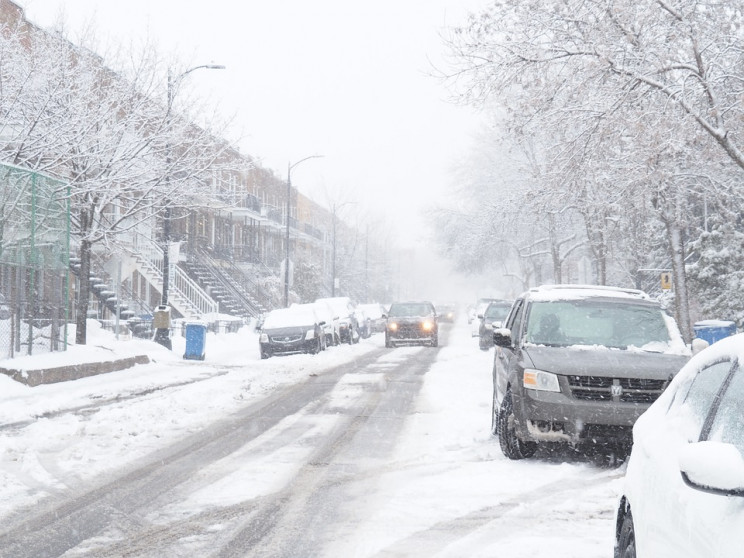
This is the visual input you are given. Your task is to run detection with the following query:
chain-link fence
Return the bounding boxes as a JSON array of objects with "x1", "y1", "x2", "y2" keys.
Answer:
[{"x1": 0, "y1": 164, "x2": 70, "y2": 359}]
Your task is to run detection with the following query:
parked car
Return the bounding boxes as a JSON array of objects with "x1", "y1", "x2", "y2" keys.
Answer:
[
  {"x1": 478, "y1": 300, "x2": 513, "y2": 350},
  {"x1": 491, "y1": 284, "x2": 690, "y2": 459},
  {"x1": 471, "y1": 297, "x2": 501, "y2": 336},
  {"x1": 292, "y1": 302, "x2": 338, "y2": 347},
  {"x1": 258, "y1": 306, "x2": 326, "y2": 359},
  {"x1": 385, "y1": 301, "x2": 438, "y2": 348},
  {"x1": 356, "y1": 303, "x2": 387, "y2": 334},
  {"x1": 316, "y1": 297, "x2": 359, "y2": 344},
  {"x1": 614, "y1": 333, "x2": 744, "y2": 558}
]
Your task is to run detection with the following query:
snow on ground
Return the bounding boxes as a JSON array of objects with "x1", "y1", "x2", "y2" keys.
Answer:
[
  {"x1": 0, "y1": 317, "x2": 623, "y2": 556},
  {"x1": 0, "y1": 320, "x2": 377, "y2": 517},
  {"x1": 328, "y1": 320, "x2": 623, "y2": 557}
]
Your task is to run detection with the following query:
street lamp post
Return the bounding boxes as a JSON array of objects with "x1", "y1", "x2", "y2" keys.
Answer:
[
  {"x1": 284, "y1": 155, "x2": 323, "y2": 307},
  {"x1": 161, "y1": 64, "x2": 225, "y2": 307},
  {"x1": 155, "y1": 64, "x2": 224, "y2": 350}
]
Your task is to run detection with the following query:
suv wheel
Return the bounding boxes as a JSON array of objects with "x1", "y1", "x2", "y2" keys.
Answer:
[
  {"x1": 430, "y1": 334, "x2": 438, "y2": 347},
  {"x1": 615, "y1": 508, "x2": 636, "y2": 558},
  {"x1": 497, "y1": 390, "x2": 537, "y2": 460},
  {"x1": 490, "y1": 386, "x2": 499, "y2": 436},
  {"x1": 385, "y1": 335, "x2": 394, "y2": 348}
]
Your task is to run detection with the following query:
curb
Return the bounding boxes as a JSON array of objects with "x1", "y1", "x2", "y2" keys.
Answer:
[{"x1": 0, "y1": 355, "x2": 151, "y2": 387}]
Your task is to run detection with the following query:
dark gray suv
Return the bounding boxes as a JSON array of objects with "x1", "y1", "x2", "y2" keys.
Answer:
[{"x1": 491, "y1": 285, "x2": 691, "y2": 459}]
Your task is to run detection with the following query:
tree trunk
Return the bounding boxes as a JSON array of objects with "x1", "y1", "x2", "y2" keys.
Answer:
[
  {"x1": 74, "y1": 238, "x2": 92, "y2": 345},
  {"x1": 666, "y1": 221, "x2": 692, "y2": 343}
]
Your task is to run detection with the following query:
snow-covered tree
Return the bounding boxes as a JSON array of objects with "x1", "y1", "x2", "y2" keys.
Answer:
[
  {"x1": 440, "y1": 0, "x2": 744, "y2": 339},
  {"x1": 0, "y1": 20, "x2": 234, "y2": 343}
]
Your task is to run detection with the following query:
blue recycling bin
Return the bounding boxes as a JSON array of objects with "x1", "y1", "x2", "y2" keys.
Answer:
[
  {"x1": 693, "y1": 320, "x2": 737, "y2": 346},
  {"x1": 183, "y1": 322, "x2": 208, "y2": 360}
]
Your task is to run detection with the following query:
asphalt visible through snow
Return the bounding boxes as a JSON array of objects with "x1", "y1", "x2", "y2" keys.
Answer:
[
  {"x1": 0, "y1": 334, "x2": 442, "y2": 558},
  {"x1": 0, "y1": 322, "x2": 624, "y2": 558}
]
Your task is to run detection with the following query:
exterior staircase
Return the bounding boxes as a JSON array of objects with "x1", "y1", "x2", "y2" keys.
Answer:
[
  {"x1": 183, "y1": 249, "x2": 270, "y2": 318},
  {"x1": 128, "y1": 231, "x2": 218, "y2": 320}
]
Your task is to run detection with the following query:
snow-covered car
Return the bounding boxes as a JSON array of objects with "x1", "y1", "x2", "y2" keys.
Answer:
[
  {"x1": 385, "y1": 301, "x2": 438, "y2": 348},
  {"x1": 292, "y1": 302, "x2": 338, "y2": 347},
  {"x1": 258, "y1": 306, "x2": 326, "y2": 359},
  {"x1": 356, "y1": 303, "x2": 387, "y2": 334},
  {"x1": 492, "y1": 284, "x2": 691, "y2": 459},
  {"x1": 478, "y1": 300, "x2": 513, "y2": 350},
  {"x1": 614, "y1": 333, "x2": 744, "y2": 558},
  {"x1": 316, "y1": 296, "x2": 359, "y2": 344}
]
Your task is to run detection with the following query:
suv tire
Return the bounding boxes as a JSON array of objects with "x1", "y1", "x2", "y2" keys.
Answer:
[
  {"x1": 615, "y1": 508, "x2": 636, "y2": 558},
  {"x1": 490, "y1": 386, "x2": 499, "y2": 436},
  {"x1": 498, "y1": 390, "x2": 537, "y2": 460}
]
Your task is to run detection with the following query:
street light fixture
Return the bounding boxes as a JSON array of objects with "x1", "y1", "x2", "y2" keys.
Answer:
[
  {"x1": 155, "y1": 63, "x2": 225, "y2": 350},
  {"x1": 161, "y1": 64, "x2": 225, "y2": 308},
  {"x1": 284, "y1": 155, "x2": 323, "y2": 307}
]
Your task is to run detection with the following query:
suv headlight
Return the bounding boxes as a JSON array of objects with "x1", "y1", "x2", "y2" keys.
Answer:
[
  {"x1": 523, "y1": 369, "x2": 560, "y2": 392},
  {"x1": 388, "y1": 322, "x2": 399, "y2": 331},
  {"x1": 260, "y1": 333, "x2": 269, "y2": 343},
  {"x1": 422, "y1": 320, "x2": 434, "y2": 332},
  {"x1": 305, "y1": 329, "x2": 316, "y2": 340}
]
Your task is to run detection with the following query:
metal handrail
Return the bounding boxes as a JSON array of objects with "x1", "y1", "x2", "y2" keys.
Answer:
[
  {"x1": 174, "y1": 266, "x2": 219, "y2": 316},
  {"x1": 132, "y1": 229, "x2": 218, "y2": 317}
]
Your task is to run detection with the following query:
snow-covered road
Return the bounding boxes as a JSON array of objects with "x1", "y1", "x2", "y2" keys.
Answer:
[{"x1": 0, "y1": 318, "x2": 623, "y2": 557}]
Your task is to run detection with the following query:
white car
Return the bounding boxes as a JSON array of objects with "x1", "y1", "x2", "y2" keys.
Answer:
[
  {"x1": 316, "y1": 296, "x2": 359, "y2": 344},
  {"x1": 614, "y1": 333, "x2": 744, "y2": 558}
]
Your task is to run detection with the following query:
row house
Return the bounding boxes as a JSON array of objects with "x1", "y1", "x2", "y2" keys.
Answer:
[{"x1": 0, "y1": 0, "x2": 360, "y2": 339}]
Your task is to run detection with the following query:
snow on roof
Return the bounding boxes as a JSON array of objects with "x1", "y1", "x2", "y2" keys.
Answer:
[
  {"x1": 694, "y1": 319, "x2": 736, "y2": 327},
  {"x1": 526, "y1": 284, "x2": 651, "y2": 302}
]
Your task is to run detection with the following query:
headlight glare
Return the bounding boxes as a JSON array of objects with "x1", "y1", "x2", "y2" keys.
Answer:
[{"x1": 388, "y1": 322, "x2": 398, "y2": 331}]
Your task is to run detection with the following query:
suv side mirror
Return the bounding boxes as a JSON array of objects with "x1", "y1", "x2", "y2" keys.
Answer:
[{"x1": 493, "y1": 327, "x2": 512, "y2": 347}]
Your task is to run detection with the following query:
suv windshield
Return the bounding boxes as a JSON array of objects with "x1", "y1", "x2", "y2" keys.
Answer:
[
  {"x1": 388, "y1": 303, "x2": 434, "y2": 317},
  {"x1": 524, "y1": 299, "x2": 672, "y2": 350}
]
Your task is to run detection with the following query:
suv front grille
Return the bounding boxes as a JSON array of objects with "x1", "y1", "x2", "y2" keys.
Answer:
[{"x1": 567, "y1": 375, "x2": 667, "y2": 404}]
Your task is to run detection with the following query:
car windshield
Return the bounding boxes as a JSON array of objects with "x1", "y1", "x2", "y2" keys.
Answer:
[
  {"x1": 524, "y1": 299, "x2": 672, "y2": 350},
  {"x1": 388, "y1": 303, "x2": 434, "y2": 317},
  {"x1": 485, "y1": 303, "x2": 511, "y2": 321}
]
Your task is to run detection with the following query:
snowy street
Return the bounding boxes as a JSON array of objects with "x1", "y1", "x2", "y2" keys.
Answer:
[{"x1": 0, "y1": 318, "x2": 622, "y2": 557}]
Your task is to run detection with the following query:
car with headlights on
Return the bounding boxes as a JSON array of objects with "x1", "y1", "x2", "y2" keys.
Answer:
[
  {"x1": 385, "y1": 301, "x2": 438, "y2": 348},
  {"x1": 614, "y1": 333, "x2": 744, "y2": 558},
  {"x1": 437, "y1": 303, "x2": 457, "y2": 323},
  {"x1": 492, "y1": 285, "x2": 690, "y2": 459},
  {"x1": 258, "y1": 306, "x2": 326, "y2": 359}
]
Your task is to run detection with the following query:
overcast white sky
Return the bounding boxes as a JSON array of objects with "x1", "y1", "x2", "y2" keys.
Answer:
[{"x1": 19, "y1": 0, "x2": 487, "y2": 249}]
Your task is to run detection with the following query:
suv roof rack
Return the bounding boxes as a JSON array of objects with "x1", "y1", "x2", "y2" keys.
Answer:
[{"x1": 529, "y1": 284, "x2": 650, "y2": 300}]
